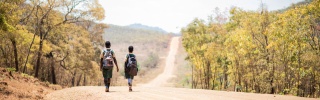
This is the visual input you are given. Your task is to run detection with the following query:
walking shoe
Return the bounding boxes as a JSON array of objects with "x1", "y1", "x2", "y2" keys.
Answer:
[
  {"x1": 105, "y1": 88, "x2": 109, "y2": 92},
  {"x1": 129, "y1": 86, "x2": 132, "y2": 92}
]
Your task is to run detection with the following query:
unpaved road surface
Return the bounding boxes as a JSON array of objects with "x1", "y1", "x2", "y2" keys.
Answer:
[
  {"x1": 140, "y1": 37, "x2": 180, "y2": 87},
  {"x1": 45, "y1": 86, "x2": 316, "y2": 100},
  {"x1": 45, "y1": 37, "x2": 316, "y2": 100}
]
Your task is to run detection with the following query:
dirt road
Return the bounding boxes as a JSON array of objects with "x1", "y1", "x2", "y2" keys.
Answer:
[
  {"x1": 45, "y1": 37, "x2": 316, "y2": 100},
  {"x1": 140, "y1": 37, "x2": 180, "y2": 87},
  {"x1": 45, "y1": 86, "x2": 318, "y2": 100}
]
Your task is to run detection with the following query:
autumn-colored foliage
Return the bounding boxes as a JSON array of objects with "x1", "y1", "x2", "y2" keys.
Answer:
[
  {"x1": 0, "y1": 0, "x2": 106, "y2": 86},
  {"x1": 182, "y1": 0, "x2": 320, "y2": 97}
]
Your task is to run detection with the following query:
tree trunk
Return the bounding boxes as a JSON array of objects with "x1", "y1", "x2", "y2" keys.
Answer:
[
  {"x1": 0, "y1": 46, "x2": 10, "y2": 67},
  {"x1": 219, "y1": 76, "x2": 223, "y2": 90},
  {"x1": 213, "y1": 63, "x2": 218, "y2": 90},
  {"x1": 224, "y1": 64, "x2": 228, "y2": 89},
  {"x1": 234, "y1": 61, "x2": 238, "y2": 92},
  {"x1": 194, "y1": 70, "x2": 198, "y2": 88},
  {"x1": 200, "y1": 65, "x2": 204, "y2": 89},
  {"x1": 284, "y1": 58, "x2": 288, "y2": 89},
  {"x1": 251, "y1": 65, "x2": 255, "y2": 91},
  {"x1": 35, "y1": 40, "x2": 43, "y2": 77},
  {"x1": 207, "y1": 61, "x2": 211, "y2": 89},
  {"x1": 212, "y1": 75, "x2": 215, "y2": 90},
  {"x1": 41, "y1": 61, "x2": 46, "y2": 81},
  {"x1": 318, "y1": 83, "x2": 320, "y2": 97},
  {"x1": 264, "y1": 35, "x2": 274, "y2": 94},
  {"x1": 270, "y1": 52, "x2": 275, "y2": 94},
  {"x1": 83, "y1": 73, "x2": 86, "y2": 86},
  {"x1": 297, "y1": 43, "x2": 302, "y2": 96},
  {"x1": 51, "y1": 57, "x2": 57, "y2": 84},
  {"x1": 23, "y1": 33, "x2": 36, "y2": 73},
  {"x1": 47, "y1": 60, "x2": 51, "y2": 82},
  {"x1": 77, "y1": 74, "x2": 82, "y2": 86},
  {"x1": 11, "y1": 39, "x2": 19, "y2": 72},
  {"x1": 245, "y1": 81, "x2": 248, "y2": 92},
  {"x1": 72, "y1": 70, "x2": 77, "y2": 86},
  {"x1": 192, "y1": 64, "x2": 194, "y2": 89}
]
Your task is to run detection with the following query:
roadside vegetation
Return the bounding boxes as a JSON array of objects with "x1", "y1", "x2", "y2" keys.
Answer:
[{"x1": 181, "y1": 0, "x2": 320, "y2": 98}]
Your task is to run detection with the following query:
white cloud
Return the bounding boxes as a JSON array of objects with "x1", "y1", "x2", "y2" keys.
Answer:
[{"x1": 99, "y1": 0, "x2": 303, "y2": 33}]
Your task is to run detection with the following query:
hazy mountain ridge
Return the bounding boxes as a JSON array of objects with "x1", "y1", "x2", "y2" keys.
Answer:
[
  {"x1": 277, "y1": 0, "x2": 312, "y2": 12},
  {"x1": 126, "y1": 23, "x2": 167, "y2": 33},
  {"x1": 103, "y1": 24, "x2": 169, "y2": 44}
]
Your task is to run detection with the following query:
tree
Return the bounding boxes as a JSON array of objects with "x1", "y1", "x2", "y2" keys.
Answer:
[
  {"x1": 28, "y1": 0, "x2": 104, "y2": 77},
  {"x1": 181, "y1": 0, "x2": 320, "y2": 97}
]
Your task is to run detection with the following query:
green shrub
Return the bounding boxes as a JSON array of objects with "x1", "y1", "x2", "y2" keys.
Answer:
[
  {"x1": 6, "y1": 68, "x2": 16, "y2": 72},
  {"x1": 143, "y1": 52, "x2": 159, "y2": 68}
]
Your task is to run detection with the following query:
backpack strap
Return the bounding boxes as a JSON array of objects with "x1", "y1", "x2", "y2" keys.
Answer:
[
  {"x1": 102, "y1": 50, "x2": 106, "y2": 56},
  {"x1": 105, "y1": 49, "x2": 113, "y2": 55},
  {"x1": 126, "y1": 54, "x2": 130, "y2": 67},
  {"x1": 106, "y1": 49, "x2": 111, "y2": 52}
]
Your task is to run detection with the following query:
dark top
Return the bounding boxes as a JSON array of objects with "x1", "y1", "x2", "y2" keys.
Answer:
[{"x1": 124, "y1": 53, "x2": 136, "y2": 79}]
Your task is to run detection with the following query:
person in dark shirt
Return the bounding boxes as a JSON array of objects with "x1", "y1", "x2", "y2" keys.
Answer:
[{"x1": 124, "y1": 46, "x2": 137, "y2": 92}]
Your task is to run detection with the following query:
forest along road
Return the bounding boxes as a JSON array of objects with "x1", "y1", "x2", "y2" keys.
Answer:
[{"x1": 45, "y1": 37, "x2": 316, "y2": 100}]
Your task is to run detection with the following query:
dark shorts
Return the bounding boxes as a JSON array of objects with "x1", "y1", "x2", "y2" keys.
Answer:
[
  {"x1": 125, "y1": 73, "x2": 134, "y2": 79},
  {"x1": 102, "y1": 68, "x2": 113, "y2": 79}
]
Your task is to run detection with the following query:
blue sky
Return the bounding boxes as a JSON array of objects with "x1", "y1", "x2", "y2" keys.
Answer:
[{"x1": 99, "y1": 0, "x2": 303, "y2": 33}]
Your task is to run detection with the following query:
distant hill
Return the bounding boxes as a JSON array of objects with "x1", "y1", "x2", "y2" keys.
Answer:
[
  {"x1": 126, "y1": 23, "x2": 167, "y2": 33},
  {"x1": 277, "y1": 0, "x2": 312, "y2": 12},
  {"x1": 103, "y1": 24, "x2": 169, "y2": 44}
]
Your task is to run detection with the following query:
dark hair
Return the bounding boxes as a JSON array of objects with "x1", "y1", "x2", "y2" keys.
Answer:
[
  {"x1": 105, "y1": 41, "x2": 111, "y2": 48},
  {"x1": 128, "y1": 46, "x2": 134, "y2": 53}
]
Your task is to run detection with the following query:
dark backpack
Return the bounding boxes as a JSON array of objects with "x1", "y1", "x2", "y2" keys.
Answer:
[
  {"x1": 102, "y1": 49, "x2": 113, "y2": 69},
  {"x1": 126, "y1": 54, "x2": 138, "y2": 76}
]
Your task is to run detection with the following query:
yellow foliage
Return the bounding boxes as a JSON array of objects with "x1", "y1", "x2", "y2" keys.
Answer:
[{"x1": 182, "y1": 1, "x2": 320, "y2": 97}]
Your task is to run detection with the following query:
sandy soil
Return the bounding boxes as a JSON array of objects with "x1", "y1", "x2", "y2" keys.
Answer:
[
  {"x1": 45, "y1": 37, "x2": 317, "y2": 100},
  {"x1": 45, "y1": 86, "x2": 317, "y2": 100},
  {"x1": 0, "y1": 68, "x2": 61, "y2": 100}
]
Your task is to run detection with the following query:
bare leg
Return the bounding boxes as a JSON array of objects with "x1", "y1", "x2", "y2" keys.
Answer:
[
  {"x1": 128, "y1": 78, "x2": 132, "y2": 92},
  {"x1": 104, "y1": 78, "x2": 111, "y2": 92}
]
